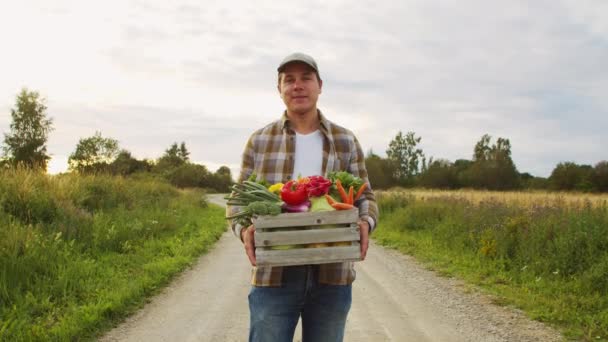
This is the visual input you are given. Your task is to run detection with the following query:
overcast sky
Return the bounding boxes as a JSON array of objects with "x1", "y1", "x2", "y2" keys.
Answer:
[{"x1": 1, "y1": 0, "x2": 606, "y2": 177}]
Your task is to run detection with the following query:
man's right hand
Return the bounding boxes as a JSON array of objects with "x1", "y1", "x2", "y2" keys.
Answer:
[{"x1": 241, "y1": 225, "x2": 256, "y2": 266}]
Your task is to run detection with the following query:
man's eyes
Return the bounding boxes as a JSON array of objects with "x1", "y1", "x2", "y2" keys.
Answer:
[{"x1": 284, "y1": 77, "x2": 312, "y2": 83}]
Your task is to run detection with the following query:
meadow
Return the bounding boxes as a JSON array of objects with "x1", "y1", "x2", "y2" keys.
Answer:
[
  {"x1": 0, "y1": 169, "x2": 226, "y2": 341},
  {"x1": 374, "y1": 189, "x2": 608, "y2": 341}
]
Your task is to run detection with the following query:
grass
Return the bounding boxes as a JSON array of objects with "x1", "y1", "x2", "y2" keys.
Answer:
[
  {"x1": 0, "y1": 169, "x2": 227, "y2": 341},
  {"x1": 374, "y1": 190, "x2": 608, "y2": 341},
  {"x1": 380, "y1": 188, "x2": 608, "y2": 208}
]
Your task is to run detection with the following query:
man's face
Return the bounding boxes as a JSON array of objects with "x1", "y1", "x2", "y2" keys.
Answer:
[{"x1": 277, "y1": 62, "x2": 323, "y2": 115}]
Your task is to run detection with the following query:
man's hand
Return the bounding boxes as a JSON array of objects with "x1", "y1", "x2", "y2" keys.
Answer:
[
  {"x1": 358, "y1": 220, "x2": 370, "y2": 260},
  {"x1": 241, "y1": 225, "x2": 257, "y2": 266}
]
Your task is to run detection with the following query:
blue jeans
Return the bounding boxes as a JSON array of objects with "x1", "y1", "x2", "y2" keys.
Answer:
[{"x1": 248, "y1": 265, "x2": 352, "y2": 342}]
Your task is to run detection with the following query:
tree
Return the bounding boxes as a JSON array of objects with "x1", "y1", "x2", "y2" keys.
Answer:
[
  {"x1": 156, "y1": 142, "x2": 190, "y2": 172},
  {"x1": 473, "y1": 134, "x2": 492, "y2": 162},
  {"x1": 109, "y1": 150, "x2": 152, "y2": 175},
  {"x1": 519, "y1": 172, "x2": 549, "y2": 190},
  {"x1": 591, "y1": 161, "x2": 608, "y2": 192},
  {"x1": 179, "y1": 142, "x2": 190, "y2": 162},
  {"x1": 68, "y1": 132, "x2": 119, "y2": 173},
  {"x1": 166, "y1": 163, "x2": 210, "y2": 188},
  {"x1": 365, "y1": 152, "x2": 398, "y2": 189},
  {"x1": 208, "y1": 165, "x2": 234, "y2": 192},
  {"x1": 453, "y1": 159, "x2": 473, "y2": 187},
  {"x1": 2, "y1": 88, "x2": 54, "y2": 170},
  {"x1": 549, "y1": 162, "x2": 593, "y2": 191},
  {"x1": 386, "y1": 131, "x2": 425, "y2": 185},
  {"x1": 468, "y1": 134, "x2": 519, "y2": 190},
  {"x1": 418, "y1": 159, "x2": 458, "y2": 189}
]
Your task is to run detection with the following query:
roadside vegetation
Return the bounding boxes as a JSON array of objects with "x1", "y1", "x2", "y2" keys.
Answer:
[
  {"x1": 374, "y1": 190, "x2": 608, "y2": 341},
  {"x1": 0, "y1": 169, "x2": 226, "y2": 341}
]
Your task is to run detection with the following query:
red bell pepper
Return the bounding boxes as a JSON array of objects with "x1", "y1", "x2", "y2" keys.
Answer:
[{"x1": 280, "y1": 180, "x2": 309, "y2": 205}]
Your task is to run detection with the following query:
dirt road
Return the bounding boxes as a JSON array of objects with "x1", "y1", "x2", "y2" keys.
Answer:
[{"x1": 100, "y1": 194, "x2": 561, "y2": 342}]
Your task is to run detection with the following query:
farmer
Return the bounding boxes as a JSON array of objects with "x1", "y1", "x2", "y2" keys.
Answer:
[{"x1": 228, "y1": 52, "x2": 378, "y2": 342}]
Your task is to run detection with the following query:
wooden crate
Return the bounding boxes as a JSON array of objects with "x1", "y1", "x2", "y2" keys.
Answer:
[{"x1": 253, "y1": 208, "x2": 361, "y2": 267}]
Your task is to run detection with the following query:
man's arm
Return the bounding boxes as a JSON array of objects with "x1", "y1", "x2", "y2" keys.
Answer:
[
  {"x1": 227, "y1": 135, "x2": 255, "y2": 242},
  {"x1": 348, "y1": 135, "x2": 378, "y2": 261},
  {"x1": 350, "y1": 136, "x2": 379, "y2": 232}
]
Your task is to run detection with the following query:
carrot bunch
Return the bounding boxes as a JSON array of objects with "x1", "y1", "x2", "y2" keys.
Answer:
[{"x1": 324, "y1": 179, "x2": 367, "y2": 210}]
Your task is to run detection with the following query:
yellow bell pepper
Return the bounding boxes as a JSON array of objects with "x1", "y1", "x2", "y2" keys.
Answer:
[{"x1": 268, "y1": 182, "x2": 284, "y2": 195}]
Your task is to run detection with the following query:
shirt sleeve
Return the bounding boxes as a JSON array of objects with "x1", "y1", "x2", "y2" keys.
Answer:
[
  {"x1": 227, "y1": 134, "x2": 255, "y2": 240},
  {"x1": 349, "y1": 136, "x2": 379, "y2": 233}
]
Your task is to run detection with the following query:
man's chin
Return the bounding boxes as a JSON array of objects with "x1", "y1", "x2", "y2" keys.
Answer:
[
  {"x1": 291, "y1": 110, "x2": 315, "y2": 117},
  {"x1": 288, "y1": 106, "x2": 315, "y2": 116}
]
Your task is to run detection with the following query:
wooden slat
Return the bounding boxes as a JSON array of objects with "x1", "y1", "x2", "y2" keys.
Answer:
[
  {"x1": 255, "y1": 226, "x2": 360, "y2": 246},
  {"x1": 253, "y1": 209, "x2": 358, "y2": 229},
  {"x1": 256, "y1": 245, "x2": 361, "y2": 266}
]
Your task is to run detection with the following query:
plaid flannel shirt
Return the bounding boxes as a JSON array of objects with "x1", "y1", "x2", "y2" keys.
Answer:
[{"x1": 227, "y1": 110, "x2": 379, "y2": 286}]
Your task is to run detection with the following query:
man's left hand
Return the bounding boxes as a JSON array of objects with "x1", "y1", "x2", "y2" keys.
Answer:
[{"x1": 358, "y1": 220, "x2": 370, "y2": 260}]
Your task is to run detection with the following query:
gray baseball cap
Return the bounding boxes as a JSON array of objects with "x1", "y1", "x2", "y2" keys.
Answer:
[{"x1": 277, "y1": 52, "x2": 319, "y2": 75}]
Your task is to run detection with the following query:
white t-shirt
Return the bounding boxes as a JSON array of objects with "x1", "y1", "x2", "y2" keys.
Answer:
[{"x1": 292, "y1": 129, "x2": 323, "y2": 179}]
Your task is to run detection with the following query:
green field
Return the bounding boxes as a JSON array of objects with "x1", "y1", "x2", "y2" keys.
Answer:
[
  {"x1": 0, "y1": 169, "x2": 226, "y2": 341},
  {"x1": 374, "y1": 190, "x2": 608, "y2": 341}
]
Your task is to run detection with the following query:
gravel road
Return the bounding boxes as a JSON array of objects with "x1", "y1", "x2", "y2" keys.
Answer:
[{"x1": 100, "y1": 194, "x2": 562, "y2": 342}]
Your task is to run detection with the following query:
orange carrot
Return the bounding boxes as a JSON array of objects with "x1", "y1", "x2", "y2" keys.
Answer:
[
  {"x1": 331, "y1": 202, "x2": 354, "y2": 210},
  {"x1": 335, "y1": 179, "x2": 349, "y2": 203},
  {"x1": 347, "y1": 186, "x2": 354, "y2": 205},
  {"x1": 325, "y1": 194, "x2": 337, "y2": 205},
  {"x1": 354, "y1": 183, "x2": 367, "y2": 201}
]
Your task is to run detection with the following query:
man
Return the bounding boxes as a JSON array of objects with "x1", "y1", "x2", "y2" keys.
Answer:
[{"x1": 228, "y1": 52, "x2": 378, "y2": 342}]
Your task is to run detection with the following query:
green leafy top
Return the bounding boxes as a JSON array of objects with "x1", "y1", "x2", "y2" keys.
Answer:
[
  {"x1": 247, "y1": 172, "x2": 270, "y2": 187},
  {"x1": 327, "y1": 171, "x2": 363, "y2": 189}
]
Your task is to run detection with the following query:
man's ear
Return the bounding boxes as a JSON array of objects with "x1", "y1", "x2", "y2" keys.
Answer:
[{"x1": 318, "y1": 79, "x2": 323, "y2": 94}]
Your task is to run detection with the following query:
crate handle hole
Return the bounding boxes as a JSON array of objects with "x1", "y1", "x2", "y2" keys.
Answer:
[{"x1": 316, "y1": 219, "x2": 323, "y2": 224}]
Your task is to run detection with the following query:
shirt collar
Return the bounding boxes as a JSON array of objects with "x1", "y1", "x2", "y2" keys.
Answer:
[{"x1": 281, "y1": 109, "x2": 330, "y2": 135}]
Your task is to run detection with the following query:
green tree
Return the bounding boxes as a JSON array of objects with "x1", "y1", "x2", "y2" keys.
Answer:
[
  {"x1": 386, "y1": 131, "x2": 425, "y2": 185},
  {"x1": 473, "y1": 134, "x2": 492, "y2": 162},
  {"x1": 207, "y1": 165, "x2": 234, "y2": 192},
  {"x1": 2, "y1": 88, "x2": 54, "y2": 170},
  {"x1": 109, "y1": 150, "x2": 152, "y2": 175},
  {"x1": 68, "y1": 132, "x2": 119, "y2": 173},
  {"x1": 549, "y1": 162, "x2": 594, "y2": 191},
  {"x1": 591, "y1": 161, "x2": 608, "y2": 192},
  {"x1": 519, "y1": 172, "x2": 549, "y2": 190},
  {"x1": 166, "y1": 163, "x2": 210, "y2": 188},
  {"x1": 468, "y1": 134, "x2": 519, "y2": 190},
  {"x1": 179, "y1": 142, "x2": 190, "y2": 162},
  {"x1": 156, "y1": 142, "x2": 190, "y2": 172},
  {"x1": 418, "y1": 159, "x2": 458, "y2": 189},
  {"x1": 365, "y1": 152, "x2": 398, "y2": 189},
  {"x1": 453, "y1": 159, "x2": 473, "y2": 187}
]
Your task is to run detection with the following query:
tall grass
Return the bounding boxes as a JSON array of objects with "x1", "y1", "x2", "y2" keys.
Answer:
[
  {"x1": 375, "y1": 190, "x2": 608, "y2": 341},
  {"x1": 0, "y1": 169, "x2": 226, "y2": 341},
  {"x1": 381, "y1": 188, "x2": 608, "y2": 208}
]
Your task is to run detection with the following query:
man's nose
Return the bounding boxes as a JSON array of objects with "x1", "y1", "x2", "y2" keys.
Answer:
[{"x1": 293, "y1": 79, "x2": 304, "y2": 90}]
